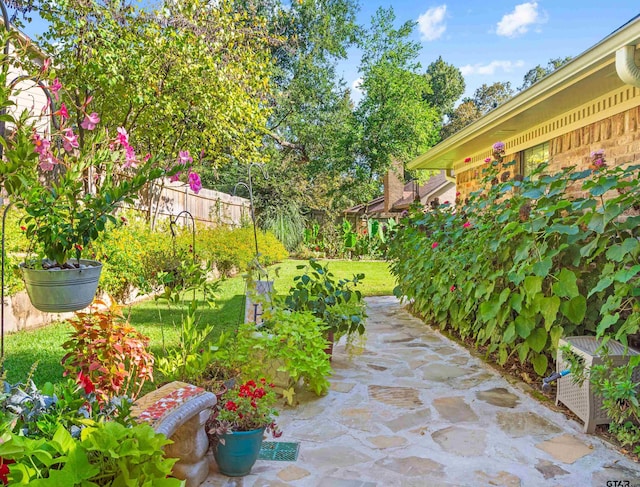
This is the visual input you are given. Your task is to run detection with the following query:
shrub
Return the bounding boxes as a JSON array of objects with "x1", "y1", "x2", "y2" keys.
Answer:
[
  {"x1": 197, "y1": 226, "x2": 288, "y2": 276},
  {"x1": 61, "y1": 300, "x2": 154, "y2": 402},
  {"x1": 389, "y1": 154, "x2": 640, "y2": 377}
]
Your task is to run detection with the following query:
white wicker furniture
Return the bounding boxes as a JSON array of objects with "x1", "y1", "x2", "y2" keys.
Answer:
[{"x1": 556, "y1": 336, "x2": 640, "y2": 433}]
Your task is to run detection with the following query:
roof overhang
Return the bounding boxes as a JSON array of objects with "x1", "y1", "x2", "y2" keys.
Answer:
[{"x1": 409, "y1": 15, "x2": 640, "y2": 171}]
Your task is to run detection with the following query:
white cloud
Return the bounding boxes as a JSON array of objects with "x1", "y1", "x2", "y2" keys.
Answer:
[
  {"x1": 459, "y1": 60, "x2": 525, "y2": 76},
  {"x1": 418, "y1": 5, "x2": 447, "y2": 41},
  {"x1": 351, "y1": 77, "x2": 363, "y2": 92},
  {"x1": 496, "y1": 2, "x2": 547, "y2": 38}
]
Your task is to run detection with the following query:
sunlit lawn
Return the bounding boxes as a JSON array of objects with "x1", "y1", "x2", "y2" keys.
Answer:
[{"x1": 3, "y1": 259, "x2": 393, "y2": 386}]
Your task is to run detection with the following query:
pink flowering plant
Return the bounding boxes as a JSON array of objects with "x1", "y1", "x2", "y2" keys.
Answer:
[
  {"x1": 0, "y1": 70, "x2": 201, "y2": 268},
  {"x1": 208, "y1": 379, "x2": 281, "y2": 443}
]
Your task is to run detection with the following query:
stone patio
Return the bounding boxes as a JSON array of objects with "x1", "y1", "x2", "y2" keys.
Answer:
[{"x1": 202, "y1": 296, "x2": 640, "y2": 486}]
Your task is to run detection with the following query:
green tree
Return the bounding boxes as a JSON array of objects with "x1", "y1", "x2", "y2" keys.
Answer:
[
  {"x1": 441, "y1": 81, "x2": 513, "y2": 139},
  {"x1": 352, "y1": 7, "x2": 440, "y2": 195},
  {"x1": 519, "y1": 56, "x2": 572, "y2": 91},
  {"x1": 36, "y1": 0, "x2": 274, "y2": 167},
  {"x1": 423, "y1": 56, "x2": 465, "y2": 116}
]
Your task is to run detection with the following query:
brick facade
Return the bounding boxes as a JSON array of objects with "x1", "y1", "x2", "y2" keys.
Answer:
[{"x1": 455, "y1": 105, "x2": 640, "y2": 203}]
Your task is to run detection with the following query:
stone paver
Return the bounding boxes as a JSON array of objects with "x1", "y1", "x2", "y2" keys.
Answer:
[{"x1": 203, "y1": 296, "x2": 640, "y2": 486}]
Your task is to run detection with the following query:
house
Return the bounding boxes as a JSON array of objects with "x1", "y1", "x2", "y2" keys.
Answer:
[
  {"x1": 408, "y1": 15, "x2": 640, "y2": 202},
  {"x1": 343, "y1": 161, "x2": 456, "y2": 226}
]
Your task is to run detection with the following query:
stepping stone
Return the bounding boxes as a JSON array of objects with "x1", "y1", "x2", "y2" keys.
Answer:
[
  {"x1": 375, "y1": 456, "x2": 445, "y2": 477},
  {"x1": 432, "y1": 426, "x2": 487, "y2": 456},
  {"x1": 367, "y1": 435, "x2": 408, "y2": 449},
  {"x1": 535, "y1": 459, "x2": 569, "y2": 479},
  {"x1": 422, "y1": 364, "x2": 467, "y2": 382},
  {"x1": 433, "y1": 397, "x2": 479, "y2": 423},
  {"x1": 331, "y1": 382, "x2": 357, "y2": 393},
  {"x1": 317, "y1": 478, "x2": 376, "y2": 487},
  {"x1": 497, "y1": 411, "x2": 562, "y2": 438},
  {"x1": 368, "y1": 385, "x2": 422, "y2": 408},
  {"x1": 476, "y1": 388, "x2": 520, "y2": 408},
  {"x1": 535, "y1": 434, "x2": 594, "y2": 464},
  {"x1": 277, "y1": 465, "x2": 310, "y2": 482},
  {"x1": 292, "y1": 421, "x2": 346, "y2": 442},
  {"x1": 384, "y1": 408, "x2": 432, "y2": 432},
  {"x1": 474, "y1": 470, "x2": 521, "y2": 487},
  {"x1": 305, "y1": 446, "x2": 372, "y2": 469},
  {"x1": 339, "y1": 407, "x2": 374, "y2": 431}
]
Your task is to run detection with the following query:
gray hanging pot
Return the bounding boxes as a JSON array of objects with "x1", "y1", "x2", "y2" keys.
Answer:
[{"x1": 20, "y1": 260, "x2": 102, "y2": 313}]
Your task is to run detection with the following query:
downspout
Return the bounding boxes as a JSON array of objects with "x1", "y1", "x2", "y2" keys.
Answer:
[
  {"x1": 445, "y1": 169, "x2": 456, "y2": 183},
  {"x1": 615, "y1": 44, "x2": 640, "y2": 88}
]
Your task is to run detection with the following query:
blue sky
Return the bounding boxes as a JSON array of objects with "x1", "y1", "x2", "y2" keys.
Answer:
[
  {"x1": 343, "y1": 1, "x2": 640, "y2": 103},
  {"x1": 14, "y1": 1, "x2": 640, "y2": 106}
]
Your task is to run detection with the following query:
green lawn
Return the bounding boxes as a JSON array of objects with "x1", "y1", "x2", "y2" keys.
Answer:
[{"x1": 3, "y1": 259, "x2": 394, "y2": 386}]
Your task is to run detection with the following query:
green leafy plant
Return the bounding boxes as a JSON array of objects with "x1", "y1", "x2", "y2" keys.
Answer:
[
  {"x1": 235, "y1": 308, "x2": 332, "y2": 401},
  {"x1": 61, "y1": 300, "x2": 154, "y2": 402},
  {"x1": 389, "y1": 146, "x2": 640, "y2": 377},
  {"x1": 282, "y1": 259, "x2": 366, "y2": 340},
  {"x1": 154, "y1": 256, "x2": 222, "y2": 384},
  {"x1": 0, "y1": 422, "x2": 180, "y2": 486}
]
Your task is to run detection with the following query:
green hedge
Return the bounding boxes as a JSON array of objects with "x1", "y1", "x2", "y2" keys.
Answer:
[{"x1": 389, "y1": 156, "x2": 640, "y2": 376}]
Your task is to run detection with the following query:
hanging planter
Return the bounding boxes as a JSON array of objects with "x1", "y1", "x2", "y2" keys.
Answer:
[{"x1": 20, "y1": 259, "x2": 102, "y2": 313}]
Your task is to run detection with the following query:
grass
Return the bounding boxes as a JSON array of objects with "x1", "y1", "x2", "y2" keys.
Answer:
[{"x1": 3, "y1": 259, "x2": 394, "y2": 387}]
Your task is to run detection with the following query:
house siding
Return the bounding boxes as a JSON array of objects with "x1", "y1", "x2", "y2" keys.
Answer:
[{"x1": 455, "y1": 105, "x2": 640, "y2": 202}]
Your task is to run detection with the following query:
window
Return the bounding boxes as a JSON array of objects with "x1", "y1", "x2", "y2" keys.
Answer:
[{"x1": 521, "y1": 141, "x2": 549, "y2": 177}]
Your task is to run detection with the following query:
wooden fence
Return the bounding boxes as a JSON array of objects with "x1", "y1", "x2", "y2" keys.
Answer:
[{"x1": 140, "y1": 179, "x2": 251, "y2": 228}]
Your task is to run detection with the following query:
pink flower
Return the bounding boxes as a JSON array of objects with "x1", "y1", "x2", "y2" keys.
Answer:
[
  {"x1": 116, "y1": 127, "x2": 129, "y2": 146},
  {"x1": 55, "y1": 103, "x2": 69, "y2": 121},
  {"x1": 450, "y1": 285, "x2": 456, "y2": 292},
  {"x1": 41, "y1": 58, "x2": 51, "y2": 72},
  {"x1": 188, "y1": 171, "x2": 202, "y2": 193},
  {"x1": 123, "y1": 145, "x2": 137, "y2": 168},
  {"x1": 484, "y1": 157, "x2": 491, "y2": 163},
  {"x1": 144, "y1": 153, "x2": 151, "y2": 162},
  {"x1": 62, "y1": 128, "x2": 79, "y2": 152},
  {"x1": 464, "y1": 157, "x2": 471, "y2": 163},
  {"x1": 38, "y1": 152, "x2": 57, "y2": 171},
  {"x1": 492, "y1": 141, "x2": 505, "y2": 152},
  {"x1": 178, "y1": 150, "x2": 193, "y2": 165},
  {"x1": 463, "y1": 221, "x2": 471, "y2": 228},
  {"x1": 169, "y1": 171, "x2": 181, "y2": 183},
  {"x1": 431, "y1": 242, "x2": 439, "y2": 249},
  {"x1": 50, "y1": 78, "x2": 62, "y2": 101},
  {"x1": 593, "y1": 158, "x2": 604, "y2": 167},
  {"x1": 80, "y1": 112, "x2": 100, "y2": 130},
  {"x1": 32, "y1": 133, "x2": 51, "y2": 155}
]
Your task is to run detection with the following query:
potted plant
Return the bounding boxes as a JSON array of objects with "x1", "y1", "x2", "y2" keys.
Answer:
[
  {"x1": 282, "y1": 259, "x2": 367, "y2": 356},
  {"x1": 207, "y1": 378, "x2": 281, "y2": 477},
  {"x1": 0, "y1": 67, "x2": 201, "y2": 312}
]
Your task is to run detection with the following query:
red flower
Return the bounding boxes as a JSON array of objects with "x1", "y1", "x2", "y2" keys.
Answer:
[
  {"x1": 464, "y1": 157, "x2": 471, "y2": 163},
  {"x1": 450, "y1": 285, "x2": 456, "y2": 292},
  {"x1": 431, "y1": 242, "x2": 439, "y2": 249},
  {"x1": 225, "y1": 400, "x2": 238, "y2": 411},
  {"x1": 77, "y1": 371, "x2": 95, "y2": 395},
  {"x1": 75, "y1": 243, "x2": 83, "y2": 251},
  {"x1": 463, "y1": 222, "x2": 472, "y2": 228},
  {"x1": 20, "y1": 226, "x2": 26, "y2": 231},
  {"x1": 0, "y1": 458, "x2": 14, "y2": 485}
]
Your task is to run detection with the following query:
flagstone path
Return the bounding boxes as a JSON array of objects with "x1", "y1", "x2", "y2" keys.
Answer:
[{"x1": 202, "y1": 296, "x2": 640, "y2": 486}]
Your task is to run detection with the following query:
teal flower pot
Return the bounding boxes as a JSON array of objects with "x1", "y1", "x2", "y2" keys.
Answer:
[{"x1": 213, "y1": 427, "x2": 265, "y2": 477}]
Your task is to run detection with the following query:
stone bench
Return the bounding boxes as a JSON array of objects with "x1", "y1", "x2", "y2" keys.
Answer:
[{"x1": 131, "y1": 381, "x2": 217, "y2": 487}]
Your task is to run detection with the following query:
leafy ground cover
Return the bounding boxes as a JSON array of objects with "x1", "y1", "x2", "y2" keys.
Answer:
[{"x1": 3, "y1": 259, "x2": 392, "y2": 386}]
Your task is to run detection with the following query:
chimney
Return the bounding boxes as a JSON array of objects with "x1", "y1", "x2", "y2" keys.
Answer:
[{"x1": 384, "y1": 159, "x2": 405, "y2": 213}]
